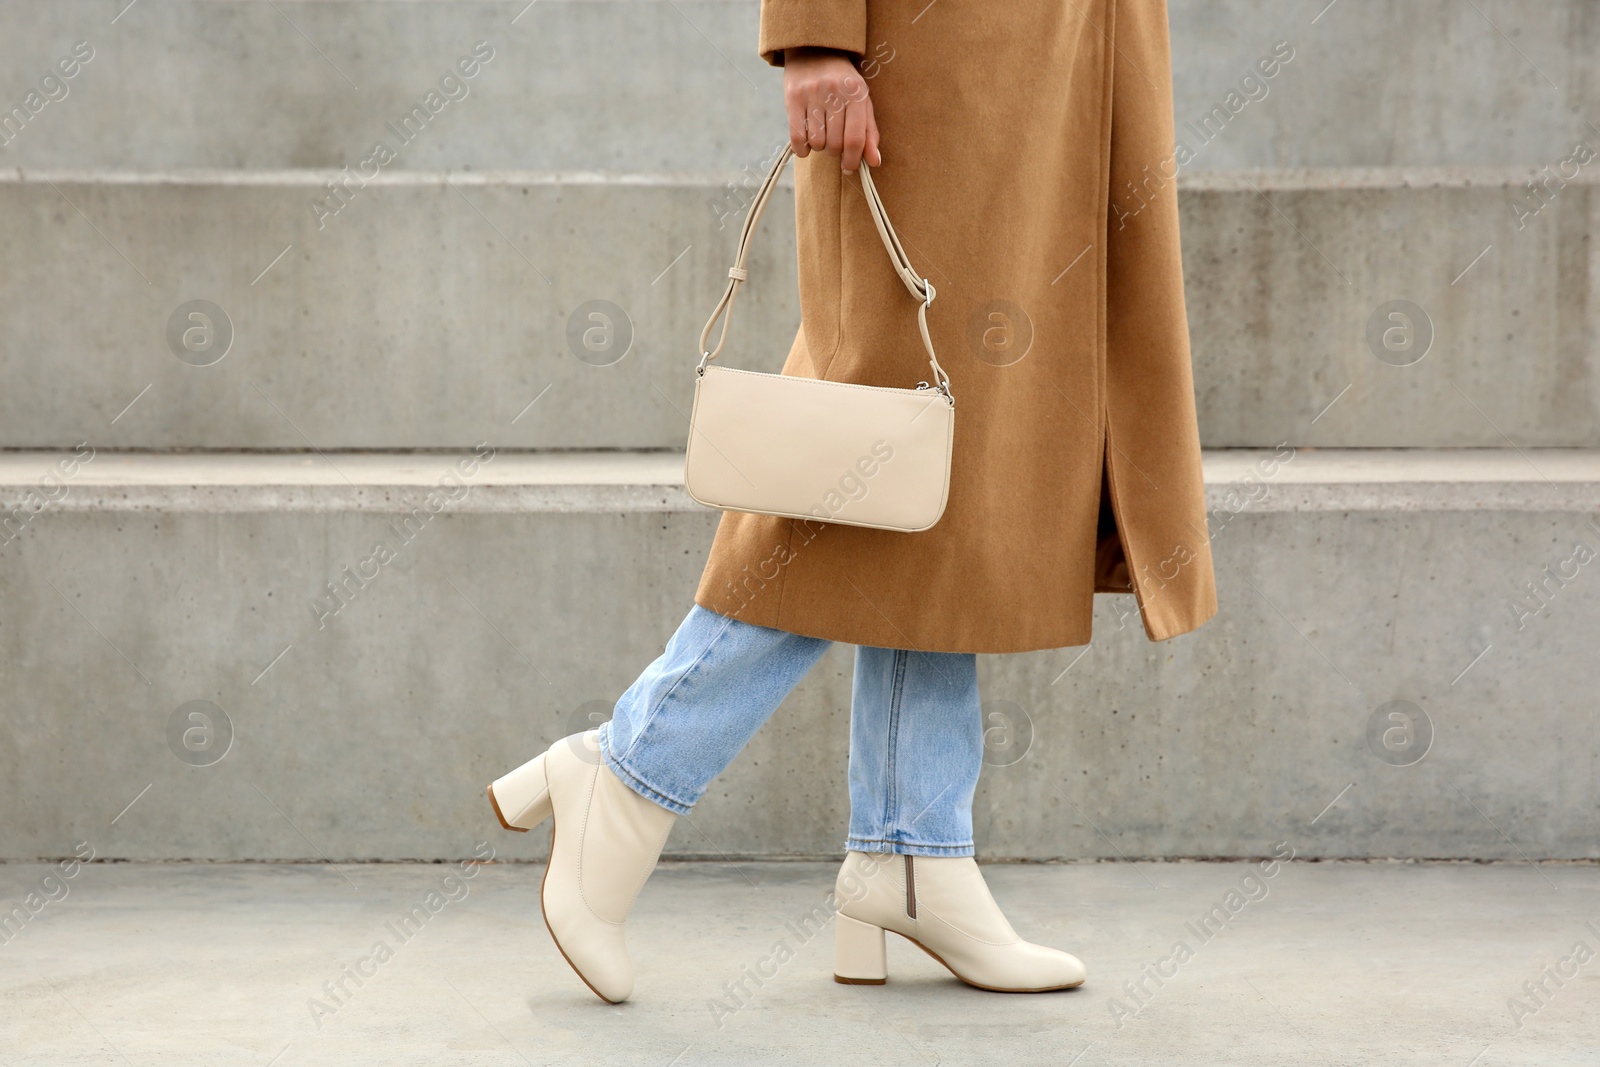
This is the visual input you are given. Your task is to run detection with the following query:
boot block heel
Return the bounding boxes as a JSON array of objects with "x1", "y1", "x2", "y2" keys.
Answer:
[
  {"x1": 488, "y1": 752, "x2": 553, "y2": 832},
  {"x1": 834, "y1": 913, "x2": 888, "y2": 985}
]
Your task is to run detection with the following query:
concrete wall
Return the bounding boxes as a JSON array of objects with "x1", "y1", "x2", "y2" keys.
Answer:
[
  {"x1": 1, "y1": 1, "x2": 1594, "y2": 170},
  {"x1": 2, "y1": 171, "x2": 1595, "y2": 450},
  {"x1": 1, "y1": 0, "x2": 1594, "y2": 866},
  {"x1": 2, "y1": 451, "x2": 1596, "y2": 862}
]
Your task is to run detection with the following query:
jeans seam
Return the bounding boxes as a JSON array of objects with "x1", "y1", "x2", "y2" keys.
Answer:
[
  {"x1": 602, "y1": 741, "x2": 694, "y2": 815},
  {"x1": 616, "y1": 608, "x2": 737, "y2": 769},
  {"x1": 845, "y1": 837, "x2": 975, "y2": 857},
  {"x1": 882, "y1": 647, "x2": 908, "y2": 842},
  {"x1": 847, "y1": 834, "x2": 976, "y2": 847}
]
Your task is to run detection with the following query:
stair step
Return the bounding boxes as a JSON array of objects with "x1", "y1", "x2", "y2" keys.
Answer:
[
  {"x1": 4, "y1": 448, "x2": 1600, "y2": 512},
  {"x1": 4, "y1": 446, "x2": 1594, "y2": 861},
  {"x1": 1, "y1": 1, "x2": 1591, "y2": 169},
  {"x1": 1, "y1": 168, "x2": 1594, "y2": 450}
]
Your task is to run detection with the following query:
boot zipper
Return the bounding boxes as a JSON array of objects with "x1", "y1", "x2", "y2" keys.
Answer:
[{"x1": 904, "y1": 855, "x2": 917, "y2": 919}]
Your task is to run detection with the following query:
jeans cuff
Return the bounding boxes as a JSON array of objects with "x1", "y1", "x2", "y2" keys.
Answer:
[
  {"x1": 599, "y1": 732, "x2": 694, "y2": 816},
  {"x1": 845, "y1": 837, "x2": 975, "y2": 858}
]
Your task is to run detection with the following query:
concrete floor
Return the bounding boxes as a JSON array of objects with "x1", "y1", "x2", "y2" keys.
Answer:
[{"x1": 1, "y1": 860, "x2": 1596, "y2": 1066}]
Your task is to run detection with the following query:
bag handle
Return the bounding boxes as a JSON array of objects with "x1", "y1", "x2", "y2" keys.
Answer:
[{"x1": 696, "y1": 144, "x2": 952, "y2": 403}]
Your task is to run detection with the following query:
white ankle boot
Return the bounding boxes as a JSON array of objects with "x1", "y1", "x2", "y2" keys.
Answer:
[
  {"x1": 488, "y1": 731, "x2": 678, "y2": 1003},
  {"x1": 832, "y1": 850, "x2": 1086, "y2": 992}
]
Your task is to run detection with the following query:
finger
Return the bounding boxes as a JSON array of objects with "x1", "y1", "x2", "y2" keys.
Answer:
[
  {"x1": 864, "y1": 95, "x2": 882, "y2": 167},
  {"x1": 806, "y1": 101, "x2": 829, "y2": 152},
  {"x1": 823, "y1": 94, "x2": 846, "y2": 159},
  {"x1": 786, "y1": 101, "x2": 808, "y2": 156},
  {"x1": 784, "y1": 84, "x2": 810, "y2": 156},
  {"x1": 840, "y1": 97, "x2": 868, "y2": 174}
]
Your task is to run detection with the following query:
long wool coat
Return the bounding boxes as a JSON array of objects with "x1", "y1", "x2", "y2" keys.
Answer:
[{"x1": 693, "y1": 0, "x2": 1217, "y2": 654}]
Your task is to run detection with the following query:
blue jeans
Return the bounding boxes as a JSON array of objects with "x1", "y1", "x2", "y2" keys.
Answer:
[{"x1": 596, "y1": 604, "x2": 983, "y2": 857}]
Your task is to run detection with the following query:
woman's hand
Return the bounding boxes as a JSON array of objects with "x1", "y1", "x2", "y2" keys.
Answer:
[{"x1": 782, "y1": 47, "x2": 882, "y2": 174}]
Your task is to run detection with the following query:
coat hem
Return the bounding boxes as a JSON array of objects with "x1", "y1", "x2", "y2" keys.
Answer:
[{"x1": 693, "y1": 576, "x2": 1212, "y2": 653}]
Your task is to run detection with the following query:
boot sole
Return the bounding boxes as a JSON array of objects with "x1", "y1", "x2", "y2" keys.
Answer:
[{"x1": 835, "y1": 927, "x2": 1085, "y2": 993}]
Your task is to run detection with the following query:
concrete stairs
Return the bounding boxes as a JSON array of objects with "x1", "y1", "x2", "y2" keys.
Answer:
[{"x1": 2, "y1": 0, "x2": 1597, "y2": 862}]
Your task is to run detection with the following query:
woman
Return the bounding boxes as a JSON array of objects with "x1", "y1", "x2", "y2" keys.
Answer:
[{"x1": 488, "y1": 0, "x2": 1215, "y2": 1003}]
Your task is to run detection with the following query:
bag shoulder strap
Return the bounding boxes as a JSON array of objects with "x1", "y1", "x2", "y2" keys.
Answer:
[{"x1": 696, "y1": 144, "x2": 952, "y2": 402}]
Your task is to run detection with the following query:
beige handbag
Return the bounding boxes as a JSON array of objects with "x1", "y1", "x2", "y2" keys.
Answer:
[{"x1": 684, "y1": 145, "x2": 955, "y2": 533}]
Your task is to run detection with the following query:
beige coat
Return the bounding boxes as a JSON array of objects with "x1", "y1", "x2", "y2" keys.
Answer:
[{"x1": 693, "y1": 0, "x2": 1217, "y2": 653}]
